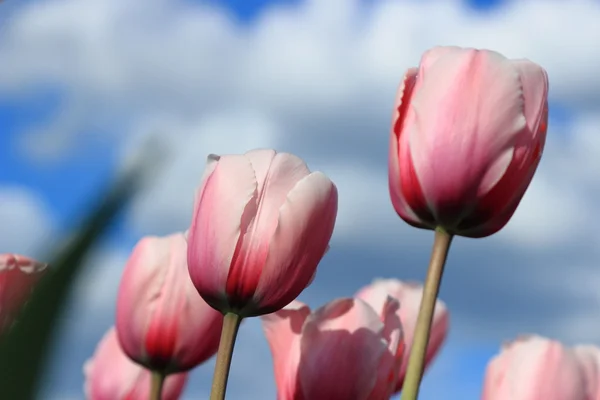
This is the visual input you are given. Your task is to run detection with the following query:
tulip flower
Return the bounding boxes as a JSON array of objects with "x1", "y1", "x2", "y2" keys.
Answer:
[
  {"x1": 356, "y1": 279, "x2": 448, "y2": 392},
  {"x1": 115, "y1": 233, "x2": 223, "y2": 376},
  {"x1": 262, "y1": 298, "x2": 403, "y2": 400},
  {"x1": 389, "y1": 46, "x2": 549, "y2": 400},
  {"x1": 389, "y1": 46, "x2": 548, "y2": 238},
  {"x1": 187, "y1": 149, "x2": 338, "y2": 317},
  {"x1": 187, "y1": 149, "x2": 337, "y2": 400},
  {"x1": 84, "y1": 327, "x2": 188, "y2": 400},
  {"x1": 0, "y1": 253, "x2": 47, "y2": 333},
  {"x1": 481, "y1": 335, "x2": 587, "y2": 400}
]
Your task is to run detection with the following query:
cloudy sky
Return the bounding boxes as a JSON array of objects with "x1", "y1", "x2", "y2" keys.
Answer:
[{"x1": 1, "y1": 0, "x2": 600, "y2": 398}]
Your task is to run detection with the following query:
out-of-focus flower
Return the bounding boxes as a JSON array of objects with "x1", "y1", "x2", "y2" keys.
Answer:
[
  {"x1": 573, "y1": 345, "x2": 600, "y2": 400},
  {"x1": 187, "y1": 149, "x2": 338, "y2": 317},
  {"x1": 389, "y1": 46, "x2": 548, "y2": 238},
  {"x1": 262, "y1": 298, "x2": 402, "y2": 399},
  {"x1": 356, "y1": 278, "x2": 448, "y2": 392},
  {"x1": 84, "y1": 327, "x2": 187, "y2": 400},
  {"x1": 481, "y1": 335, "x2": 587, "y2": 400},
  {"x1": 116, "y1": 233, "x2": 223, "y2": 373},
  {"x1": 0, "y1": 253, "x2": 47, "y2": 332}
]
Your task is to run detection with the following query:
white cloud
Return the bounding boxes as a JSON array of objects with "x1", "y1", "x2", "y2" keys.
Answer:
[
  {"x1": 2, "y1": 0, "x2": 599, "y2": 246},
  {"x1": 70, "y1": 246, "x2": 129, "y2": 317},
  {"x1": 0, "y1": 186, "x2": 55, "y2": 257}
]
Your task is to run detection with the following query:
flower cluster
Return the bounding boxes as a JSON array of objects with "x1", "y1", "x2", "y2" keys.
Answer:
[{"x1": 4, "y1": 46, "x2": 575, "y2": 400}]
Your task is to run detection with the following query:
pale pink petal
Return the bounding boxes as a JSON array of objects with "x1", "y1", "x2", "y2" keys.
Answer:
[
  {"x1": 187, "y1": 154, "x2": 258, "y2": 308},
  {"x1": 409, "y1": 49, "x2": 526, "y2": 225},
  {"x1": 356, "y1": 279, "x2": 448, "y2": 392},
  {"x1": 144, "y1": 234, "x2": 223, "y2": 371},
  {"x1": 251, "y1": 172, "x2": 337, "y2": 315},
  {"x1": 244, "y1": 148, "x2": 277, "y2": 194},
  {"x1": 371, "y1": 296, "x2": 403, "y2": 399},
  {"x1": 261, "y1": 301, "x2": 311, "y2": 399},
  {"x1": 511, "y1": 60, "x2": 549, "y2": 135},
  {"x1": 482, "y1": 336, "x2": 586, "y2": 400},
  {"x1": 117, "y1": 236, "x2": 172, "y2": 364},
  {"x1": 389, "y1": 68, "x2": 425, "y2": 227},
  {"x1": 298, "y1": 298, "x2": 392, "y2": 400},
  {"x1": 226, "y1": 151, "x2": 312, "y2": 308},
  {"x1": 84, "y1": 327, "x2": 187, "y2": 400},
  {"x1": 116, "y1": 234, "x2": 223, "y2": 372}
]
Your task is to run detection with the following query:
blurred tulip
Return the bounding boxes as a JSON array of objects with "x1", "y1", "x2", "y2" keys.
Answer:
[
  {"x1": 481, "y1": 335, "x2": 587, "y2": 400},
  {"x1": 84, "y1": 327, "x2": 187, "y2": 400},
  {"x1": 262, "y1": 298, "x2": 403, "y2": 399},
  {"x1": 187, "y1": 149, "x2": 338, "y2": 317},
  {"x1": 356, "y1": 279, "x2": 448, "y2": 392},
  {"x1": 574, "y1": 345, "x2": 600, "y2": 400},
  {"x1": 0, "y1": 253, "x2": 47, "y2": 333},
  {"x1": 116, "y1": 233, "x2": 223, "y2": 373},
  {"x1": 389, "y1": 46, "x2": 548, "y2": 238}
]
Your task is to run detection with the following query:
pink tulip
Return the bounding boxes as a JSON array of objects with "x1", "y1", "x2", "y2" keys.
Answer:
[
  {"x1": 389, "y1": 46, "x2": 548, "y2": 238},
  {"x1": 574, "y1": 346, "x2": 600, "y2": 400},
  {"x1": 187, "y1": 149, "x2": 338, "y2": 317},
  {"x1": 116, "y1": 233, "x2": 223, "y2": 373},
  {"x1": 0, "y1": 253, "x2": 47, "y2": 333},
  {"x1": 481, "y1": 335, "x2": 587, "y2": 400},
  {"x1": 262, "y1": 298, "x2": 403, "y2": 400},
  {"x1": 84, "y1": 327, "x2": 187, "y2": 400},
  {"x1": 356, "y1": 279, "x2": 448, "y2": 392}
]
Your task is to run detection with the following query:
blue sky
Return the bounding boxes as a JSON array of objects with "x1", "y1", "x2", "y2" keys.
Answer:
[{"x1": 1, "y1": 0, "x2": 600, "y2": 399}]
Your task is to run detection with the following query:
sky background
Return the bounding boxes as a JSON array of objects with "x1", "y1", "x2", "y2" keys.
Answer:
[{"x1": 1, "y1": 0, "x2": 600, "y2": 398}]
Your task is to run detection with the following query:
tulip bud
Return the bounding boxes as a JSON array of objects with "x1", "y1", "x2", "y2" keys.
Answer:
[
  {"x1": 482, "y1": 335, "x2": 587, "y2": 400},
  {"x1": 84, "y1": 327, "x2": 187, "y2": 400},
  {"x1": 389, "y1": 46, "x2": 548, "y2": 237},
  {"x1": 116, "y1": 233, "x2": 223, "y2": 373},
  {"x1": 356, "y1": 278, "x2": 448, "y2": 392},
  {"x1": 0, "y1": 253, "x2": 47, "y2": 333},
  {"x1": 187, "y1": 149, "x2": 338, "y2": 317},
  {"x1": 262, "y1": 298, "x2": 402, "y2": 399}
]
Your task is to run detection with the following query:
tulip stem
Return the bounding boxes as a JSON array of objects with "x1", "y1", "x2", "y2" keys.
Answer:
[
  {"x1": 210, "y1": 312, "x2": 242, "y2": 400},
  {"x1": 150, "y1": 370, "x2": 165, "y2": 400},
  {"x1": 401, "y1": 227, "x2": 453, "y2": 400}
]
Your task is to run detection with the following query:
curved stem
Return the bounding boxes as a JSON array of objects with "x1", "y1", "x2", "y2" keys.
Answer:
[
  {"x1": 210, "y1": 312, "x2": 243, "y2": 400},
  {"x1": 149, "y1": 370, "x2": 165, "y2": 400},
  {"x1": 401, "y1": 228, "x2": 453, "y2": 400}
]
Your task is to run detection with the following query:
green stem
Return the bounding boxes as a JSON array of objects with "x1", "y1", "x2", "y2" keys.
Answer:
[
  {"x1": 210, "y1": 312, "x2": 243, "y2": 400},
  {"x1": 401, "y1": 228, "x2": 453, "y2": 400},
  {"x1": 149, "y1": 370, "x2": 165, "y2": 400}
]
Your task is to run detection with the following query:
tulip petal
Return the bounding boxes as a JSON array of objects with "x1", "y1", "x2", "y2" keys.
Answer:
[
  {"x1": 187, "y1": 154, "x2": 258, "y2": 310},
  {"x1": 226, "y1": 151, "x2": 311, "y2": 308},
  {"x1": 456, "y1": 63, "x2": 548, "y2": 237},
  {"x1": 262, "y1": 301, "x2": 311, "y2": 399},
  {"x1": 356, "y1": 279, "x2": 447, "y2": 393},
  {"x1": 298, "y1": 298, "x2": 390, "y2": 400},
  {"x1": 389, "y1": 67, "x2": 431, "y2": 227},
  {"x1": 482, "y1": 336, "x2": 587, "y2": 400},
  {"x1": 250, "y1": 172, "x2": 337, "y2": 316},
  {"x1": 85, "y1": 327, "x2": 188, "y2": 400},
  {"x1": 511, "y1": 60, "x2": 549, "y2": 135},
  {"x1": 409, "y1": 49, "x2": 527, "y2": 226}
]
